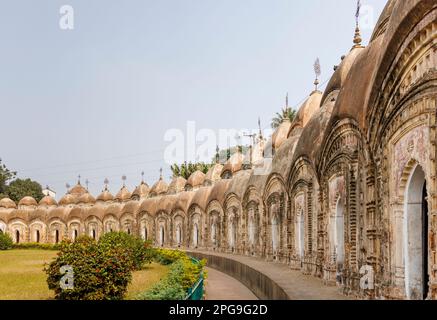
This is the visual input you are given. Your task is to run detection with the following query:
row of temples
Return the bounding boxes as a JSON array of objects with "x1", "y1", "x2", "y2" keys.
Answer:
[{"x1": 1, "y1": 0, "x2": 436, "y2": 300}]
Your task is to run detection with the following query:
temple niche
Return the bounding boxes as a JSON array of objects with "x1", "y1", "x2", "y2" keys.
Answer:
[{"x1": 0, "y1": 0, "x2": 436, "y2": 300}]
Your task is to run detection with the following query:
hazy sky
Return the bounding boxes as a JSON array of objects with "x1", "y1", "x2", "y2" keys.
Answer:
[{"x1": 0, "y1": 0, "x2": 386, "y2": 198}]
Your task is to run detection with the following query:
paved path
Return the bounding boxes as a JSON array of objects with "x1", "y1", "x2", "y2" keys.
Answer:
[
  {"x1": 205, "y1": 267, "x2": 258, "y2": 300},
  {"x1": 190, "y1": 250, "x2": 349, "y2": 300}
]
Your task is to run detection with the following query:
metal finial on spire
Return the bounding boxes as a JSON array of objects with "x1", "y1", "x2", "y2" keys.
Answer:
[
  {"x1": 66, "y1": 183, "x2": 70, "y2": 191},
  {"x1": 122, "y1": 175, "x2": 127, "y2": 187},
  {"x1": 159, "y1": 168, "x2": 163, "y2": 180},
  {"x1": 353, "y1": 0, "x2": 363, "y2": 48},
  {"x1": 77, "y1": 174, "x2": 81, "y2": 185},
  {"x1": 285, "y1": 93, "x2": 289, "y2": 109},
  {"x1": 141, "y1": 171, "x2": 145, "y2": 183},
  {"x1": 258, "y1": 117, "x2": 263, "y2": 139},
  {"x1": 85, "y1": 179, "x2": 89, "y2": 190},
  {"x1": 104, "y1": 178, "x2": 109, "y2": 190},
  {"x1": 314, "y1": 58, "x2": 321, "y2": 91},
  {"x1": 215, "y1": 145, "x2": 220, "y2": 164},
  {"x1": 356, "y1": 0, "x2": 361, "y2": 26}
]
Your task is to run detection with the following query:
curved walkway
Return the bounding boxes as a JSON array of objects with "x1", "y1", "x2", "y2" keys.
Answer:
[
  {"x1": 189, "y1": 250, "x2": 349, "y2": 300},
  {"x1": 205, "y1": 267, "x2": 258, "y2": 300}
]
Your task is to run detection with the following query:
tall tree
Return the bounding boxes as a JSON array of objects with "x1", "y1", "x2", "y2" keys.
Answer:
[
  {"x1": 271, "y1": 107, "x2": 297, "y2": 129},
  {"x1": 213, "y1": 146, "x2": 249, "y2": 164},
  {"x1": 170, "y1": 162, "x2": 212, "y2": 180},
  {"x1": 0, "y1": 158, "x2": 16, "y2": 199},
  {"x1": 6, "y1": 178, "x2": 44, "y2": 203}
]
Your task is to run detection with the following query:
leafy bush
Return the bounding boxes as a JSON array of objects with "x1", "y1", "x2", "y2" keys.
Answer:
[
  {"x1": 13, "y1": 242, "x2": 60, "y2": 250},
  {"x1": 0, "y1": 232, "x2": 13, "y2": 250},
  {"x1": 137, "y1": 249, "x2": 206, "y2": 300},
  {"x1": 154, "y1": 248, "x2": 187, "y2": 265},
  {"x1": 98, "y1": 232, "x2": 154, "y2": 270},
  {"x1": 45, "y1": 233, "x2": 157, "y2": 300},
  {"x1": 45, "y1": 236, "x2": 135, "y2": 300}
]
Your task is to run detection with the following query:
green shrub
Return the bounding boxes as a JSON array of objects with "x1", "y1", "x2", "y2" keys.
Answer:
[
  {"x1": 137, "y1": 249, "x2": 206, "y2": 300},
  {"x1": 45, "y1": 236, "x2": 134, "y2": 300},
  {"x1": 98, "y1": 232, "x2": 154, "y2": 270},
  {"x1": 0, "y1": 232, "x2": 13, "y2": 250},
  {"x1": 154, "y1": 248, "x2": 187, "y2": 265},
  {"x1": 13, "y1": 242, "x2": 60, "y2": 250}
]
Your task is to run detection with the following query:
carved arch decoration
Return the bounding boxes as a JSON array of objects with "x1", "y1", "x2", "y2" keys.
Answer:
[
  {"x1": 317, "y1": 118, "x2": 373, "y2": 294},
  {"x1": 224, "y1": 193, "x2": 242, "y2": 254},
  {"x1": 48, "y1": 219, "x2": 68, "y2": 243},
  {"x1": 155, "y1": 211, "x2": 171, "y2": 247},
  {"x1": 28, "y1": 219, "x2": 47, "y2": 243},
  {"x1": 84, "y1": 216, "x2": 102, "y2": 240},
  {"x1": 287, "y1": 156, "x2": 319, "y2": 275},
  {"x1": 171, "y1": 209, "x2": 187, "y2": 247},
  {"x1": 7, "y1": 219, "x2": 28, "y2": 244},
  {"x1": 242, "y1": 186, "x2": 264, "y2": 257},
  {"x1": 263, "y1": 173, "x2": 288, "y2": 262},
  {"x1": 138, "y1": 211, "x2": 154, "y2": 241},
  {"x1": 187, "y1": 204, "x2": 204, "y2": 249},
  {"x1": 205, "y1": 200, "x2": 224, "y2": 251},
  {"x1": 366, "y1": 10, "x2": 437, "y2": 298}
]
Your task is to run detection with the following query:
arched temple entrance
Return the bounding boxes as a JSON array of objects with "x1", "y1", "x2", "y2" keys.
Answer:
[
  {"x1": 193, "y1": 223, "x2": 199, "y2": 248},
  {"x1": 404, "y1": 165, "x2": 429, "y2": 300},
  {"x1": 159, "y1": 226, "x2": 165, "y2": 247},
  {"x1": 335, "y1": 198, "x2": 345, "y2": 269}
]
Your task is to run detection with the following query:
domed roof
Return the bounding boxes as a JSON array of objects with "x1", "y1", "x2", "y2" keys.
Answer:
[
  {"x1": 115, "y1": 186, "x2": 131, "y2": 202},
  {"x1": 0, "y1": 197, "x2": 17, "y2": 209},
  {"x1": 330, "y1": 36, "x2": 384, "y2": 130},
  {"x1": 139, "y1": 197, "x2": 160, "y2": 216},
  {"x1": 251, "y1": 139, "x2": 267, "y2": 166},
  {"x1": 59, "y1": 193, "x2": 77, "y2": 206},
  {"x1": 97, "y1": 187, "x2": 114, "y2": 202},
  {"x1": 77, "y1": 192, "x2": 96, "y2": 204},
  {"x1": 321, "y1": 47, "x2": 364, "y2": 106},
  {"x1": 189, "y1": 186, "x2": 213, "y2": 212},
  {"x1": 221, "y1": 152, "x2": 245, "y2": 177},
  {"x1": 293, "y1": 90, "x2": 322, "y2": 129},
  {"x1": 69, "y1": 183, "x2": 88, "y2": 196},
  {"x1": 225, "y1": 170, "x2": 252, "y2": 200},
  {"x1": 167, "y1": 176, "x2": 187, "y2": 194},
  {"x1": 150, "y1": 178, "x2": 169, "y2": 197},
  {"x1": 271, "y1": 134, "x2": 301, "y2": 179},
  {"x1": 187, "y1": 171, "x2": 206, "y2": 188},
  {"x1": 172, "y1": 190, "x2": 195, "y2": 213},
  {"x1": 18, "y1": 196, "x2": 38, "y2": 207},
  {"x1": 39, "y1": 195, "x2": 58, "y2": 206},
  {"x1": 132, "y1": 181, "x2": 150, "y2": 199},
  {"x1": 370, "y1": 0, "x2": 397, "y2": 42},
  {"x1": 293, "y1": 95, "x2": 336, "y2": 167},
  {"x1": 205, "y1": 164, "x2": 223, "y2": 184},
  {"x1": 272, "y1": 119, "x2": 292, "y2": 150},
  {"x1": 206, "y1": 179, "x2": 232, "y2": 206}
]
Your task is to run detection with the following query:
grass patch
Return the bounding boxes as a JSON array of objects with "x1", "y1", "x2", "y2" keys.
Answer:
[
  {"x1": 0, "y1": 250, "x2": 57, "y2": 300},
  {"x1": 126, "y1": 263, "x2": 169, "y2": 299},
  {"x1": 0, "y1": 249, "x2": 168, "y2": 300}
]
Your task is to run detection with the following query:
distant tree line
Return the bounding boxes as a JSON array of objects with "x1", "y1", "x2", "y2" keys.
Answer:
[{"x1": 0, "y1": 158, "x2": 44, "y2": 203}]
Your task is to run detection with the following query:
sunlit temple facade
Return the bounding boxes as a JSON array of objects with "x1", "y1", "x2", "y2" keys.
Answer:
[{"x1": 1, "y1": 0, "x2": 436, "y2": 300}]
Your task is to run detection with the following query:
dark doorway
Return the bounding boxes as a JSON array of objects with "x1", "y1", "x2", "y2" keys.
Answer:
[
  {"x1": 15, "y1": 230, "x2": 20, "y2": 243},
  {"x1": 55, "y1": 230, "x2": 59, "y2": 244},
  {"x1": 36, "y1": 230, "x2": 40, "y2": 243},
  {"x1": 422, "y1": 181, "x2": 429, "y2": 300}
]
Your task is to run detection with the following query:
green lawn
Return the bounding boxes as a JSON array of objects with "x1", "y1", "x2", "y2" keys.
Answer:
[{"x1": 0, "y1": 250, "x2": 168, "y2": 300}]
